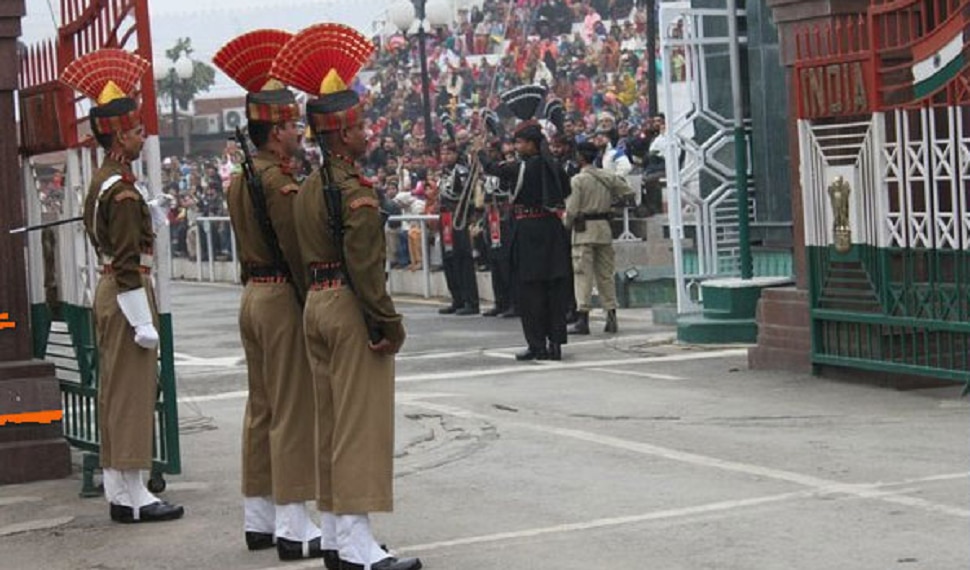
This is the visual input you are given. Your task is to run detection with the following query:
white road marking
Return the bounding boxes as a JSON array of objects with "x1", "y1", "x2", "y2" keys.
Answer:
[
  {"x1": 0, "y1": 496, "x2": 41, "y2": 508},
  {"x1": 179, "y1": 390, "x2": 459, "y2": 405},
  {"x1": 259, "y1": 473, "x2": 965, "y2": 569},
  {"x1": 589, "y1": 367, "x2": 684, "y2": 381},
  {"x1": 396, "y1": 348, "x2": 748, "y2": 383},
  {"x1": 178, "y1": 390, "x2": 248, "y2": 404},
  {"x1": 397, "y1": 350, "x2": 482, "y2": 361},
  {"x1": 403, "y1": 399, "x2": 970, "y2": 519},
  {"x1": 0, "y1": 516, "x2": 74, "y2": 537},
  {"x1": 175, "y1": 349, "x2": 744, "y2": 404},
  {"x1": 482, "y1": 351, "x2": 516, "y2": 360}
]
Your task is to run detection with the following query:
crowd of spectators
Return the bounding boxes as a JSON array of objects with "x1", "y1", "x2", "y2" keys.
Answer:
[{"x1": 40, "y1": 0, "x2": 676, "y2": 268}]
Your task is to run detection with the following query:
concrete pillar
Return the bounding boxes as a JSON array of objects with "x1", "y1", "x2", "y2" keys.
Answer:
[{"x1": 0, "y1": 0, "x2": 71, "y2": 484}]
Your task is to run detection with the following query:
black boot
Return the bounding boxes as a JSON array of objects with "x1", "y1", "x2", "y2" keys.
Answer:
[
  {"x1": 515, "y1": 346, "x2": 547, "y2": 361},
  {"x1": 438, "y1": 304, "x2": 459, "y2": 315},
  {"x1": 567, "y1": 311, "x2": 590, "y2": 335},
  {"x1": 546, "y1": 342, "x2": 562, "y2": 361},
  {"x1": 604, "y1": 309, "x2": 618, "y2": 333},
  {"x1": 455, "y1": 303, "x2": 480, "y2": 315}
]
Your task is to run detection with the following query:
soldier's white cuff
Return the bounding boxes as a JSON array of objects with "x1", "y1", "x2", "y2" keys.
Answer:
[{"x1": 116, "y1": 288, "x2": 154, "y2": 328}]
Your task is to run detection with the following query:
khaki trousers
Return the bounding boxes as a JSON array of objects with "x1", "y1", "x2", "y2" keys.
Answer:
[
  {"x1": 94, "y1": 274, "x2": 158, "y2": 470},
  {"x1": 239, "y1": 282, "x2": 317, "y2": 503},
  {"x1": 572, "y1": 243, "x2": 618, "y2": 311},
  {"x1": 304, "y1": 288, "x2": 394, "y2": 514}
]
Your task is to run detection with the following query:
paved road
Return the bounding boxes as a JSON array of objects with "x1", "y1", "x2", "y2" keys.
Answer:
[{"x1": 0, "y1": 282, "x2": 967, "y2": 570}]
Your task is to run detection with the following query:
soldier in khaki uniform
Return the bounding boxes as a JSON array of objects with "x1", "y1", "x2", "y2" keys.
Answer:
[
  {"x1": 213, "y1": 30, "x2": 325, "y2": 563},
  {"x1": 565, "y1": 142, "x2": 635, "y2": 335},
  {"x1": 61, "y1": 49, "x2": 183, "y2": 523},
  {"x1": 273, "y1": 23, "x2": 421, "y2": 570}
]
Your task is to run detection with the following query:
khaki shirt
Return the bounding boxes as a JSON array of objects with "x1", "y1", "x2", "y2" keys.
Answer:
[
  {"x1": 565, "y1": 166, "x2": 635, "y2": 245},
  {"x1": 83, "y1": 155, "x2": 154, "y2": 291},
  {"x1": 227, "y1": 149, "x2": 307, "y2": 297},
  {"x1": 293, "y1": 155, "x2": 405, "y2": 346}
]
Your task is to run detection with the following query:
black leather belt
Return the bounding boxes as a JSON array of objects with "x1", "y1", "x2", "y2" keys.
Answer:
[
  {"x1": 308, "y1": 262, "x2": 346, "y2": 290},
  {"x1": 584, "y1": 212, "x2": 612, "y2": 221},
  {"x1": 246, "y1": 265, "x2": 289, "y2": 279}
]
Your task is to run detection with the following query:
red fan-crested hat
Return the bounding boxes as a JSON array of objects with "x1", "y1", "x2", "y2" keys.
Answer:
[
  {"x1": 272, "y1": 23, "x2": 375, "y2": 132},
  {"x1": 60, "y1": 48, "x2": 150, "y2": 135},
  {"x1": 213, "y1": 29, "x2": 300, "y2": 123}
]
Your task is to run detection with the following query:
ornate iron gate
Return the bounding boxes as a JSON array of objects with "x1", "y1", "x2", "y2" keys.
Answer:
[
  {"x1": 660, "y1": 1, "x2": 754, "y2": 313},
  {"x1": 794, "y1": 3, "x2": 970, "y2": 386}
]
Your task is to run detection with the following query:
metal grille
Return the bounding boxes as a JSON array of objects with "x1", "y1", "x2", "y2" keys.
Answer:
[{"x1": 660, "y1": 2, "x2": 754, "y2": 312}]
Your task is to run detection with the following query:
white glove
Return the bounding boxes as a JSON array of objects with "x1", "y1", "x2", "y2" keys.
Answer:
[
  {"x1": 133, "y1": 323, "x2": 160, "y2": 350},
  {"x1": 147, "y1": 193, "x2": 174, "y2": 231},
  {"x1": 116, "y1": 288, "x2": 159, "y2": 350}
]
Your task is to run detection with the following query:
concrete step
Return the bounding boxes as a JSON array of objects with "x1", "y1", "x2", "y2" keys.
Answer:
[{"x1": 676, "y1": 315, "x2": 758, "y2": 344}]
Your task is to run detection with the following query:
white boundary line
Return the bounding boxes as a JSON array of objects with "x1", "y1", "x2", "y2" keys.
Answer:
[
  {"x1": 403, "y1": 399, "x2": 970, "y2": 519},
  {"x1": 177, "y1": 349, "x2": 746, "y2": 403},
  {"x1": 590, "y1": 367, "x2": 684, "y2": 381}
]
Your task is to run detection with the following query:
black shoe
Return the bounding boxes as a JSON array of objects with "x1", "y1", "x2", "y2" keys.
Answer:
[
  {"x1": 277, "y1": 536, "x2": 326, "y2": 561},
  {"x1": 324, "y1": 549, "x2": 340, "y2": 570},
  {"x1": 604, "y1": 309, "x2": 618, "y2": 333},
  {"x1": 246, "y1": 531, "x2": 275, "y2": 551},
  {"x1": 499, "y1": 308, "x2": 519, "y2": 318},
  {"x1": 110, "y1": 501, "x2": 184, "y2": 523},
  {"x1": 547, "y1": 343, "x2": 562, "y2": 361},
  {"x1": 438, "y1": 305, "x2": 458, "y2": 315},
  {"x1": 340, "y1": 556, "x2": 422, "y2": 570},
  {"x1": 455, "y1": 305, "x2": 480, "y2": 315},
  {"x1": 515, "y1": 347, "x2": 547, "y2": 361},
  {"x1": 481, "y1": 306, "x2": 503, "y2": 317},
  {"x1": 567, "y1": 311, "x2": 590, "y2": 335}
]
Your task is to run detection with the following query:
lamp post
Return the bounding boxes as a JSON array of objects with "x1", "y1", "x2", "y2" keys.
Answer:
[
  {"x1": 154, "y1": 55, "x2": 194, "y2": 154},
  {"x1": 389, "y1": 0, "x2": 451, "y2": 149}
]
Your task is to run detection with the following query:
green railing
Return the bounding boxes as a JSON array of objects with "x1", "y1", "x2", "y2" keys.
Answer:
[
  {"x1": 808, "y1": 245, "x2": 970, "y2": 388},
  {"x1": 32, "y1": 302, "x2": 181, "y2": 496}
]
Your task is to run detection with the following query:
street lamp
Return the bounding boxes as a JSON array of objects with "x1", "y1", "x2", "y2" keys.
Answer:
[
  {"x1": 389, "y1": 0, "x2": 451, "y2": 149},
  {"x1": 154, "y1": 55, "x2": 194, "y2": 150}
]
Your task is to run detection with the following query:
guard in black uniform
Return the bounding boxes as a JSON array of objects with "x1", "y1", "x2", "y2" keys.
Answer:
[
  {"x1": 479, "y1": 85, "x2": 571, "y2": 360},
  {"x1": 436, "y1": 122, "x2": 480, "y2": 316},
  {"x1": 480, "y1": 139, "x2": 517, "y2": 317}
]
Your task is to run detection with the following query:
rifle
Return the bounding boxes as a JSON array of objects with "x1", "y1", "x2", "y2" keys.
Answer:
[
  {"x1": 234, "y1": 127, "x2": 304, "y2": 305},
  {"x1": 314, "y1": 132, "x2": 383, "y2": 344},
  {"x1": 9, "y1": 216, "x2": 82, "y2": 234}
]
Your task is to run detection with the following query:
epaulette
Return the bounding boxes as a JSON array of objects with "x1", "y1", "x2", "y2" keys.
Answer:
[
  {"x1": 114, "y1": 189, "x2": 141, "y2": 202},
  {"x1": 349, "y1": 196, "x2": 379, "y2": 210}
]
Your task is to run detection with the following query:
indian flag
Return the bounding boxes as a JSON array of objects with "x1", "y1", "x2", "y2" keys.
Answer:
[{"x1": 911, "y1": 15, "x2": 969, "y2": 99}]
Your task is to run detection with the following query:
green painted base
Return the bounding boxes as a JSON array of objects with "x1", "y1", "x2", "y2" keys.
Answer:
[
  {"x1": 676, "y1": 315, "x2": 758, "y2": 344},
  {"x1": 701, "y1": 277, "x2": 793, "y2": 320},
  {"x1": 615, "y1": 268, "x2": 677, "y2": 309}
]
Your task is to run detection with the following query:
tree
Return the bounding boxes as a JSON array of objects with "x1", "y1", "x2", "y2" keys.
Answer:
[{"x1": 156, "y1": 37, "x2": 215, "y2": 111}]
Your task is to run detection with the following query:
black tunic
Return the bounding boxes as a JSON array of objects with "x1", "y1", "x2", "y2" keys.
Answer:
[{"x1": 479, "y1": 151, "x2": 571, "y2": 283}]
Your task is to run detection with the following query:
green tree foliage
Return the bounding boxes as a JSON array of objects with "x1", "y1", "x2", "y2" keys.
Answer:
[{"x1": 157, "y1": 38, "x2": 215, "y2": 110}]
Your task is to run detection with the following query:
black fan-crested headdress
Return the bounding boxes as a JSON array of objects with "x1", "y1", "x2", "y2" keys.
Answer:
[
  {"x1": 544, "y1": 98, "x2": 565, "y2": 133},
  {"x1": 500, "y1": 84, "x2": 546, "y2": 121}
]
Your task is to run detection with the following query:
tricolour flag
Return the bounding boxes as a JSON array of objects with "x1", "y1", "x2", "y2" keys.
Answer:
[{"x1": 911, "y1": 15, "x2": 970, "y2": 99}]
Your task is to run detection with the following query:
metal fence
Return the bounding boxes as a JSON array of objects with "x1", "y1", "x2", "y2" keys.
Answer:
[{"x1": 184, "y1": 214, "x2": 439, "y2": 299}]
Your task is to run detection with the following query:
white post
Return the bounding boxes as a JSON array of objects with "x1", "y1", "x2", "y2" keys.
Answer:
[
  {"x1": 142, "y1": 135, "x2": 171, "y2": 313},
  {"x1": 205, "y1": 219, "x2": 214, "y2": 282},
  {"x1": 23, "y1": 161, "x2": 45, "y2": 306},
  {"x1": 420, "y1": 219, "x2": 431, "y2": 298}
]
